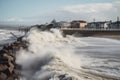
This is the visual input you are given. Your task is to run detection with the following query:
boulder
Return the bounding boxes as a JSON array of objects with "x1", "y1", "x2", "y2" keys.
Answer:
[{"x1": 0, "y1": 36, "x2": 28, "y2": 80}]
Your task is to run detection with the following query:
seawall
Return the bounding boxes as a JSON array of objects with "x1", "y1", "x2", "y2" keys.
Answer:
[{"x1": 61, "y1": 28, "x2": 120, "y2": 38}]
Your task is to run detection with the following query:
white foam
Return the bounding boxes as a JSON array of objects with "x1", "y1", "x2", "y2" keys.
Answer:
[
  {"x1": 0, "y1": 29, "x2": 25, "y2": 45},
  {"x1": 15, "y1": 28, "x2": 120, "y2": 79},
  {"x1": 16, "y1": 28, "x2": 88, "y2": 80}
]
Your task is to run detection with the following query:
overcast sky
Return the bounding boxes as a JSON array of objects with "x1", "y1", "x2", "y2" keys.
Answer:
[{"x1": 0, "y1": 0, "x2": 120, "y2": 25}]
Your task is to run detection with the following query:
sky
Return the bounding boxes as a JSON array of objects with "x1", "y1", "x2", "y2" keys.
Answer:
[{"x1": 0, "y1": 0, "x2": 120, "y2": 25}]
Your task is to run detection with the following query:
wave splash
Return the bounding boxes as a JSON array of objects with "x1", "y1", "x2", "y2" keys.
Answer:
[{"x1": 16, "y1": 28, "x2": 87, "y2": 80}]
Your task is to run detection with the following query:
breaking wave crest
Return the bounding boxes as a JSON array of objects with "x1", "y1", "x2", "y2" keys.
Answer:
[
  {"x1": 16, "y1": 28, "x2": 87, "y2": 80},
  {"x1": 15, "y1": 28, "x2": 120, "y2": 80}
]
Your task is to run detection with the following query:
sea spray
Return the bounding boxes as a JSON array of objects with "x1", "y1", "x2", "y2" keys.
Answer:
[
  {"x1": 15, "y1": 28, "x2": 120, "y2": 80},
  {"x1": 0, "y1": 28, "x2": 120, "y2": 80},
  {"x1": 16, "y1": 28, "x2": 87, "y2": 80}
]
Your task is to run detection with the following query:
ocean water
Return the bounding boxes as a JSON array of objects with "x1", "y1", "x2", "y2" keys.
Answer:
[
  {"x1": 0, "y1": 29, "x2": 25, "y2": 49},
  {"x1": 0, "y1": 28, "x2": 120, "y2": 80}
]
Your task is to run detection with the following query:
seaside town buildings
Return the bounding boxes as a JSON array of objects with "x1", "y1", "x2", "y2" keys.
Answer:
[
  {"x1": 108, "y1": 17, "x2": 120, "y2": 29},
  {"x1": 50, "y1": 17, "x2": 120, "y2": 29},
  {"x1": 86, "y1": 21, "x2": 110, "y2": 29},
  {"x1": 71, "y1": 20, "x2": 87, "y2": 28},
  {"x1": 86, "y1": 17, "x2": 120, "y2": 29},
  {"x1": 58, "y1": 21, "x2": 71, "y2": 28},
  {"x1": 59, "y1": 17, "x2": 120, "y2": 29},
  {"x1": 50, "y1": 19, "x2": 71, "y2": 28},
  {"x1": 108, "y1": 21, "x2": 120, "y2": 29},
  {"x1": 32, "y1": 17, "x2": 120, "y2": 30}
]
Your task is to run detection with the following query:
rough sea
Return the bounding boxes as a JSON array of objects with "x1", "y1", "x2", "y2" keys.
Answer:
[{"x1": 0, "y1": 28, "x2": 120, "y2": 80}]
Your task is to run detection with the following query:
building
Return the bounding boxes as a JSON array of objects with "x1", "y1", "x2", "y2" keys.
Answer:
[
  {"x1": 108, "y1": 17, "x2": 120, "y2": 29},
  {"x1": 87, "y1": 21, "x2": 110, "y2": 29},
  {"x1": 58, "y1": 21, "x2": 71, "y2": 28},
  {"x1": 50, "y1": 19, "x2": 60, "y2": 28},
  {"x1": 108, "y1": 21, "x2": 120, "y2": 29},
  {"x1": 71, "y1": 20, "x2": 87, "y2": 28}
]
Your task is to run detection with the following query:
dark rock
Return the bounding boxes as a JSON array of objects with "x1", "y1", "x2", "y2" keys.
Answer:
[
  {"x1": 0, "y1": 36, "x2": 28, "y2": 80},
  {"x1": 0, "y1": 64, "x2": 8, "y2": 71},
  {"x1": 58, "y1": 74, "x2": 66, "y2": 80},
  {"x1": 58, "y1": 74, "x2": 73, "y2": 80},
  {"x1": 0, "y1": 72, "x2": 7, "y2": 80}
]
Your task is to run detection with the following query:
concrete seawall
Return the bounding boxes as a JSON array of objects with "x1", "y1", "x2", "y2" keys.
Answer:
[{"x1": 61, "y1": 28, "x2": 120, "y2": 37}]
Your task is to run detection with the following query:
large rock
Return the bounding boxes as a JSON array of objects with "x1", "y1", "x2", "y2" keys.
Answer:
[
  {"x1": 0, "y1": 36, "x2": 28, "y2": 80},
  {"x1": 0, "y1": 72, "x2": 7, "y2": 80}
]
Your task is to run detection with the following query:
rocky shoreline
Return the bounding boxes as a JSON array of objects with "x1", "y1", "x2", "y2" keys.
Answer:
[{"x1": 0, "y1": 36, "x2": 28, "y2": 80}]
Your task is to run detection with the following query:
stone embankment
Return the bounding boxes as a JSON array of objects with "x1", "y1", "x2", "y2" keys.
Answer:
[
  {"x1": 0, "y1": 37, "x2": 28, "y2": 80},
  {"x1": 61, "y1": 28, "x2": 120, "y2": 37}
]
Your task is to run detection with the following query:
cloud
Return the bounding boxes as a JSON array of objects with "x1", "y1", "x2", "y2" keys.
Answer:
[
  {"x1": 62, "y1": 3, "x2": 114, "y2": 14},
  {"x1": 58, "y1": 2, "x2": 120, "y2": 21},
  {"x1": 0, "y1": 1, "x2": 120, "y2": 25},
  {"x1": 33, "y1": 2, "x2": 120, "y2": 23},
  {"x1": 0, "y1": 17, "x2": 36, "y2": 25},
  {"x1": 27, "y1": 1, "x2": 119, "y2": 24},
  {"x1": 113, "y1": 0, "x2": 120, "y2": 12},
  {"x1": 6, "y1": 18, "x2": 25, "y2": 22}
]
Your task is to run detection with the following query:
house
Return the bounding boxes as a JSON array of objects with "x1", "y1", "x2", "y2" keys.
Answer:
[
  {"x1": 108, "y1": 17, "x2": 120, "y2": 29},
  {"x1": 87, "y1": 21, "x2": 110, "y2": 29},
  {"x1": 108, "y1": 21, "x2": 120, "y2": 29},
  {"x1": 71, "y1": 20, "x2": 87, "y2": 28}
]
